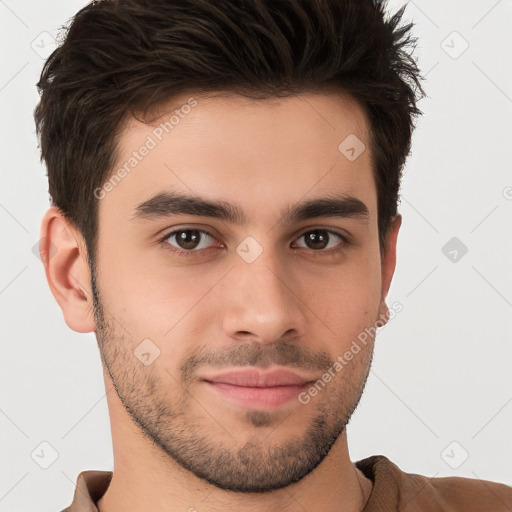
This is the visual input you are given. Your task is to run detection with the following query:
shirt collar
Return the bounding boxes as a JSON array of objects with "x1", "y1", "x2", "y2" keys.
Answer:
[{"x1": 66, "y1": 470, "x2": 112, "y2": 512}]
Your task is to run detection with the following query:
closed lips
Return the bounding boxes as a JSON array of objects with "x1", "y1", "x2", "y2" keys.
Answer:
[{"x1": 202, "y1": 369, "x2": 315, "y2": 387}]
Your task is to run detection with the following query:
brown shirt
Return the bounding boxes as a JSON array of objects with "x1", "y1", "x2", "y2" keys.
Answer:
[{"x1": 61, "y1": 455, "x2": 512, "y2": 511}]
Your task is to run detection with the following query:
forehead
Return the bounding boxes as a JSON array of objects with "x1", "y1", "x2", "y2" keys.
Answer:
[{"x1": 101, "y1": 91, "x2": 376, "y2": 227}]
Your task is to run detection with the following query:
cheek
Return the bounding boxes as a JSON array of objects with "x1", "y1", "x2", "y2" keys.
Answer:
[
  {"x1": 295, "y1": 253, "x2": 383, "y2": 337},
  {"x1": 96, "y1": 245, "x2": 224, "y2": 353}
]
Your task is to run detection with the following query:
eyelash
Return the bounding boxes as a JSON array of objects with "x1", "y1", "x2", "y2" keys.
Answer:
[{"x1": 158, "y1": 228, "x2": 350, "y2": 258}]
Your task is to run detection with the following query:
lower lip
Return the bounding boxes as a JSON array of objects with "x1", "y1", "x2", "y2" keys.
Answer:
[{"x1": 204, "y1": 381, "x2": 310, "y2": 410}]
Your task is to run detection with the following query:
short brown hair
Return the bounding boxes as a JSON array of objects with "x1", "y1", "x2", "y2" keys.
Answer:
[{"x1": 34, "y1": 0, "x2": 424, "y2": 271}]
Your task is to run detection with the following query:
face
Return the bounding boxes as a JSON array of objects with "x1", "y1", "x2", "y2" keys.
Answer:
[{"x1": 91, "y1": 92, "x2": 393, "y2": 492}]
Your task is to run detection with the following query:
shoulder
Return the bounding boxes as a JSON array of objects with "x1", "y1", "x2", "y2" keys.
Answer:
[
  {"x1": 357, "y1": 454, "x2": 512, "y2": 511},
  {"x1": 428, "y1": 473, "x2": 512, "y2": 509}
]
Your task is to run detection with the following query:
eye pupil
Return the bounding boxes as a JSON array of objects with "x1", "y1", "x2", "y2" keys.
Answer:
[
  {"x1": 305, "y1": 230, "x2": 329, "y2": 250},
  {"x1": 177, "y1": 230, "x2": 201, "y2": 250}
]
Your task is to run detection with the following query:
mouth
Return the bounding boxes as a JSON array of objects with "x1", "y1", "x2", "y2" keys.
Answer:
[{"x1": 201, "y1": 368, "x2": 316, "y2": 410}]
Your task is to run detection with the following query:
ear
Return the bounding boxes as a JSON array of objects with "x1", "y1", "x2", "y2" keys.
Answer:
[
  {"x1": 39, "y1": 207, "x2": 96, "y2": 333},
  {"x1": 377, "y1": 214, "x2": 401, "y2": 324}
]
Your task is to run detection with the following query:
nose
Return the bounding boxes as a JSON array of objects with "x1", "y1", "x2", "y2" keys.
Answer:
[{"x1": 221, "y1": 250, "x2": 307, "y2": 345}]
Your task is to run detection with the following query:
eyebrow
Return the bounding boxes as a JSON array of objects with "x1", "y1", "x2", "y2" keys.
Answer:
[{"x1": 130, "y1": 191, "x2": 370, "y2": 225}]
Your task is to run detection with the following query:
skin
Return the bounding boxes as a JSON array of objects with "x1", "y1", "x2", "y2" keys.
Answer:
[{"x1": 40, "y1": 92, "x2": 401, "y2": 512}]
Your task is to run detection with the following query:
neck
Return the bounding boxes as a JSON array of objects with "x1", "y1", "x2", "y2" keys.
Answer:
[{"x1": 98, "y1": 377, "x2": 372, "y2": 512}]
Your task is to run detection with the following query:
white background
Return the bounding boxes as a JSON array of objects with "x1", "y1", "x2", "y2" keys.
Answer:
[{"x1": 0, "y1": 0, "x2": 511, "y2": 510}]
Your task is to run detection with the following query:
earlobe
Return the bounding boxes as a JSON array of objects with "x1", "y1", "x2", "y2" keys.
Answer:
[
  {"x1": 378, "y1": 214, "x2": 402, "y2": 325},
  {"x1": 39, "y1": 207, "x2": 96, "y2": 333}
]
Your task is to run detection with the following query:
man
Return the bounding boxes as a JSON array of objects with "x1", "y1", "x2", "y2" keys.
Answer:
[{"x1": 34, "y1": 0, "x2": 512, "y2": 510}]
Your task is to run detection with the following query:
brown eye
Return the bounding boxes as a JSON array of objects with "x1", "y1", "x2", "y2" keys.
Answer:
[
  {"x1": 294, "y1": 229, "x2": 346, "y2": 252},
  {"x1": 164, "y1": 229, "x2": 214, "y2": 252}
]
